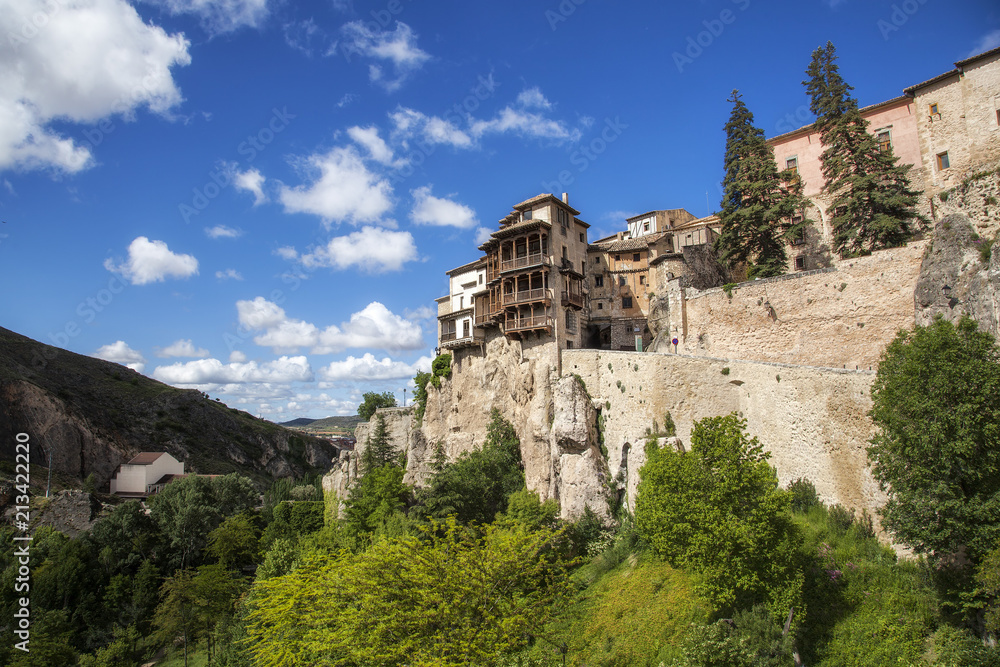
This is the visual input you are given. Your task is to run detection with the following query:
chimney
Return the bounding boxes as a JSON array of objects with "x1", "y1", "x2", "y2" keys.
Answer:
[{"x1": 561, "y1": 192, "x2": 569, "y2": 204}]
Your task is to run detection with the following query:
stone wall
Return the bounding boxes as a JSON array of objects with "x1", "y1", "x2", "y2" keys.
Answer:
[
  {"x1": 652, "y1": 241, "x2": 927, "y2": 369},
  {"x1": 930, "y1": 163, "x2": 1000, "y2": 236},
  {"x1": 563, "y1": 349, "x2": 883, "y2": 525}
]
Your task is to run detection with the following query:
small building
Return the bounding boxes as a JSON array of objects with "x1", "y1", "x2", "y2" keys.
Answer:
[{"x1": 109, "y1": 452, "x2": 185, "y2": 497}]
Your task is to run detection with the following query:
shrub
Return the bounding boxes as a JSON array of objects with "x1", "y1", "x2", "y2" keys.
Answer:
[
  {"x1": 721, "y1": 367, "x2": 730, "y2": 375},
  {"x1": 788, "y1": 478, "x2": 821, "y2": 513},
  {"x1": 827, "y1": 504, "x2": 855, "y2": 534}
]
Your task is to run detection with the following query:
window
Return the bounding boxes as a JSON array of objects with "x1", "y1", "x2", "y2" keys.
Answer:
[
  {"x1": 594, "y1": 256, "x2": 600, "y2": 264},
  {"x1": 615, "y1": 254, "x2": 621, "y2": 261},
  {"x1": 562, "y1": 246, "x2": 567, "y2": 259},
  {"x1": 597, "y1": 302, "x2": 603, "y2": 310},
  {"x1": 622, "y1": 296, "x2": 633, "y2": 309},
  {"x1": 566, "y1": 340, "x2": 573, "y2": 349},
  {"x1": 929, "y1": 103, "x2": 939, "y2": 116},
  {"x1": 523, "y1": 209, "x2": 533, "y2": 221},
  {"x1": 639, "y1": 275, "x2": 646, "y2": 285},
  {"x1": 875, "y1": 128, "x2": 892, "y2": 152},
  {"x1": 459, "y1": 296, "x2": 463, "y2": 309},
  {"x1": 937, "y1": 151, "x2": 950, "y2": 170},
  {"x1": 643, "y1": 220, "x2": 650, "y2": 232},
  {"x1": 795, "y1": 256, "x2": 805, "y2": 271},
  {"x1": 579, "y1": 232, "x2": 585, "y2": 242},
  {"x1": 594, "y1": 275, "x2": 604, "y2": 287},
  {"x1": 633, "y1": 253, "x2": 641, "y2": 262},
  {"x1": 618, "y1": 276, "x2": 626, "y2": 286},
  {"x1": 566, "y1": 310, "x2": 577, "y2": 334},
  {"x1": 791, "y1": 223, "x2": 806, "y2": 246},
  {"x1": 785, "y1": 156, "x2": 798, "y2": 175},
  {"x1": 478, "y1": 273, "x2": 483, "y2": 284}
]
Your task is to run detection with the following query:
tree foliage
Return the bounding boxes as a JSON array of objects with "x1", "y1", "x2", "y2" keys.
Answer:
[
  {"x1": 245, "y1": 519, "x2": 576, "y2": 667},
  {"x1": 420, "y1": 408, "x2": 525, "y2": 525},
  {"x1": 868, "y1": 316, "x2": 1000, "y2": 566},
  {"x1": 360, "y1": 414, "x2": 399, "y2": 473},
  {"x1": 804, "y1": 41, "x2": 923, "y2": 256},
  {"x1": 717, "y1": 90, "x2": 808, "y2": 279},
  {"x1": 342, "y1": 464, "x2": 411, "y2": 539},
  {"x1": 635, "y1": 414, "x2": 802, "y2": 615},
  {"x1": 357, "y1": 390, "x2": 397, "y2": 421}
]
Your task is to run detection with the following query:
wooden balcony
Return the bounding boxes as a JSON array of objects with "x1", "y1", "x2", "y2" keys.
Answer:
[
  {"x1": 562, "y1": 290, "x2": 584, "y2": 308},
  {"x1": 500, "y1": 253, "x2": 549, "y2": 274},
  {"x1": 502, "y1": 287, "x2": 552, "y2": 307},
  {"x1": 503, "y1": 315, "x2": 553, "y2": 334}
]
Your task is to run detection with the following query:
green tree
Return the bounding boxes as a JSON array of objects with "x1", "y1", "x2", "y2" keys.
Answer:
[
  {"x1": 357, "y1": 390, "x2": 397, "y2": 421},
  {"x1": 208, "y1": 513, "x2": 261, "y2": 571},
  {"x1": 635, "y1": 414, "x2": 802, "y2": 615},
  {"x1": 342, "y1": 464, "x2": 411, "y2": 539},
  {"x1": 804, "y1": 41, "x2": 923, "y2": 256},
  {"x1": 717, "y1": 90, "x2": 808, "y2": 279},
  {"x1": 244, "y1": 519, "x2": 576, "y2": 667},
  {"x1": 868, "y1": 316, "x2": 1000, "y2": 567},
  {"x1": 154, "y1": 565, "x2": 242, "y2": 666},
  {"x1": 360, "y1": 414, "x2": 399, "y2": 472},
  {"x1": 420, "y1": 409, "x2": 525, "y2": 525}
]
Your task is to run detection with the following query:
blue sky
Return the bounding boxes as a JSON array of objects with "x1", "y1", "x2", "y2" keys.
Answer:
[{"x1": 1, "y1": 0, "x2": 997, "y2": 420}]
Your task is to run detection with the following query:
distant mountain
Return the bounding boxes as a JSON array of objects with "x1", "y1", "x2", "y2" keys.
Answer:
[
  {"x1": 301, "y1": 416, "x2": 363, "y2": 431},
  {"x1": 0, "y1": 326, "x2": 339, "y2": 490},
  {"x1": 279, "y1": 417, "x2": 318, "y2": 427}
]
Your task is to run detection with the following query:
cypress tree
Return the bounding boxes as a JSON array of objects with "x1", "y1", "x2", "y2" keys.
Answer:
[
  {"x1": 804, "y1": 41, "x2": 924, "y2": 257},
  {"x1": 360, "y1": 415, "x2": 399, "y2": 472},
  {"x1": 717, "y1": 90, "x2": 808, "y2": 279}
]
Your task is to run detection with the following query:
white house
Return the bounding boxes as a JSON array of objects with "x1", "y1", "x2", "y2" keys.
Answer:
[{"x1": 109, "y1": 452, "x2": 185, "y2": 496}]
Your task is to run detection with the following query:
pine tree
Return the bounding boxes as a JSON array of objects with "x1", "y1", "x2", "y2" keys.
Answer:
[
  {"x1": 717, "y1": 90, "x2": 808, "y2": 279},
  {"x1": 360, "y1": 414, "x2": 399, "y2": 472},
  {"x1": 804, "y1": 41, "x2": 924, "y2": 257}
]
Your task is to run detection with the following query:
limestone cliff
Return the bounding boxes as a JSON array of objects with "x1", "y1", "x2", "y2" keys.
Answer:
[{"x1": 915, "y1": 213, "x2": 1000, "y2": 338}]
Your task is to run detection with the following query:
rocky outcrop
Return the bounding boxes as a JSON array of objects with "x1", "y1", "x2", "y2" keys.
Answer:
[{"x1": 915, "y1": 213, "x2": 1000, "y2": 338}]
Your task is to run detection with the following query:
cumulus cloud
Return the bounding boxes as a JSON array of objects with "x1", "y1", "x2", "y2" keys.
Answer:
[
  {"x1": 340, "y1": 21, "x2": 429, "y2": 91},
  {"x1": 297, "y1": 227, "x2": 417, "y2": 273},
  {"x1": 475, "y1": 226, "x2": 493, "y2": 245},
  {"x1": 216, "y1": 268, "x2": 243, "y2": 280},
  {"x1": 235, "y1": 298, "x2": 425, "y2": 354},
  {"x1": 143, "y1": 0, "x2": 270, "y2": 35},
  {"x1": 0, "y1": 0, "x2": 191, "y2": 173},
  {"x1": 155, "y1": 339, "x2": 210, "y2": 358},
  {"x1": 152, "y1": 355, "x2": 313, "y2": 385},
  {"x1": 274, "y1": 246, "x2": 298, "y2": 260},
  {"x1": 230, "y1": 166, "x2": 266, "y2": 204},
  {"x1": 469, "y1": 106, "x2": 581, "y2": 142},
  {"x1": 93, "y1": 340, "x2": 146, "y2": 372},
  {"x1": 405, "y1": 305, "x2": 435, "y2": 321},
  {"x1": 410, "y1": 186, "x2": 478, "y2": 229},
  {"x1": 104, "y1": 237, "x2": 198, "y2": 285},
  {"x1": 516, "y1": 87, "x2": 552, "y2": 109},
  {"x1": 205, "y1": 225, "x2": 242, "y2": 239},
  {"x1": 229, "y1": 350, "x2": 247, "y2": 362},
  {"x1": 390, "y1": 107, "x2": 473, "y2": 148},
  {"x1": 279, "y1": 146, "x2": 393, "y2": 225},
  {"x1": 347, "y1": 125, "x2": 404, "y2": 167},
  {"x1": 319, "y1": 353, "x2": 431, "y2": 381}
]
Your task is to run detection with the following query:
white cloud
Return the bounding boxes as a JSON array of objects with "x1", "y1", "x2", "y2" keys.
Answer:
[
  {"x1": 474, "y1": 226, "x2": 494, "y2": 245},
  {"x1": 969, "y1": 29, "x2": 1000, "y2": 57},
  {"x1": 104, "y1": 237, "x2": 199, "y2": 285},
  {"x1": 229, "y1": 350, "x2": 247, "y2": 362},
  {"x1": 143, "y1": 0, "x2": 270, "y2": 35},
  {"x1": 279, "y1": 146, "x2": 393, "y2": 225},
  {"x1": 405, "y1": 305, "x2": 435, "y2": 321},
  {"x1": 410, "y1": 186, "x2": 478, "y2": 229},
  {"x1": 319, "y1": 353, "x2": 431, "y2": 381},
  {"x1": 340, "y1": 21, "x2": 429, "y2": 91},
  {"x1": 283, "y1": 18, "x2": 321, "y2": 55},
  {"x1": 93, "y1": 340, "x2": 146, "y2": 372},
  {"x1": 205, "y1": 225, "x2": 242, "y2": 239},
  {"x1": 337, "y1": 92, "x2": 359, "y2": 108},
  {"x1": 216, "y1": 268, "x2": 243, "y2": 280},
  {"x1": 517, "y1": 87, "x2": 552, "y2": 110},
  {"x1": 390, "y1": 107, "x2": 472, "y2": 148},
  {"x1": 231, "y1": 166, "x2": 266, "y2": 204},
  {"x1": 274, "y1": 246, "x2": 298, "y2": 261},
  {"x1": 0, "y1": 0, "x2": 191, "y2": 173},
  {"x1": 470, "y1": 106, "x2": 581, "y2": 142},
  {"x1": 298, "y1": 227, "x2": 417, "y2": 273},
  {"x1": 237, "y1": 296, "x2": 287, "y2": 329},
  {"x1": 156, "y1": 339, "x2": 210, "y2": 358},
  {"x1": 347, "y1": 125, "x2": 404, "y2": 167},
  {"x1": 152, "y1": 355, "x2": 313, "y2": 385},
  {"x1": 236, "y1": 298, "x2": 425, "y2": 354}
]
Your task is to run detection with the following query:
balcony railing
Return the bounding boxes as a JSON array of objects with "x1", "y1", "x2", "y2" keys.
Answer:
[
  {"x1": 440, "y1": 331, "x2": 458, "y2": 342},
  {"x1": 561, "y1": 290, "x2": 584, "y2": 308},
  {"x1": 503, "y1": 315, "x2": 553, "y2": 333},
  {"x1": 502, "y1": 287, "x2": 551, "y2": 306},
  {"x1": 500, "y1": 253, "x2": 549, "y2": 273}
]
